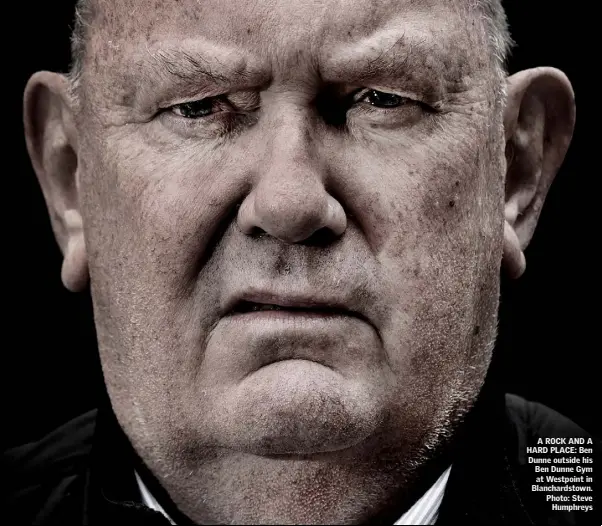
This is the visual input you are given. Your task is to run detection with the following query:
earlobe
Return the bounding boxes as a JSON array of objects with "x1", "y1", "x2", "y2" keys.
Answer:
[
  {"x1": 24, "y1": 71, "x2": 89, "y2": 292},
  {"x1": 502, "y1": 221, "x2": 526, "y2": 279},
  {"x1": 61, "y1": 210, "x2": 89, "y2": 292},
  {"x1": 501, "y1": 67, "x2": 575, "y2": 279}
]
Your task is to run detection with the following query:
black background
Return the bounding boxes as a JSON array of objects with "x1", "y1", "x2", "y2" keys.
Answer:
[{"x1": 4, "y1": 1, "x2": 598, "y2": 450}]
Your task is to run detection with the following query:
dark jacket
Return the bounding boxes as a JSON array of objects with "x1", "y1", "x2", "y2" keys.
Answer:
[{"x1": 3, "y1": 391, "x2": 600, "y2": 525}]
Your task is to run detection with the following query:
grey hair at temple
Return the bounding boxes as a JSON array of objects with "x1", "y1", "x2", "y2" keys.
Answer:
[{"x1": 66, "y1": 0, "x2": 514, "y2": 100}]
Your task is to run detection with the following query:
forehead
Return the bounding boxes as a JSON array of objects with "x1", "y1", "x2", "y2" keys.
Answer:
[
  {"x1": 87, "y1": 0, "x2": 489, "y2": 70},
  {"x1": 91, "y1": 0, "x2": 478, "y2": 39}
]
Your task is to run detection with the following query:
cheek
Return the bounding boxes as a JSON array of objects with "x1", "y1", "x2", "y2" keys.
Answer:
[
  {"x1": 351, "y1": 125, "x2": 503, "y2": 384},
  {"x1": 81, "y1": 131, "x2": 246, "y2": 284},
  {"x1": 78, "y1": 133, "x2": 252, "y2": 377}
]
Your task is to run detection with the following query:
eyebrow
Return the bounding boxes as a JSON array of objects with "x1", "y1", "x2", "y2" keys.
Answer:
[
  {"x1": 154, "y1": 49, "x2": 230, "y2": 85},
  {"x1": 148, "y1": 45, "x2": 262, "y2": 87},
  {"x1": 114, "y1": 38, "x2": 270, "y2": 106},
  {"x1": 321, "y1": 27, "x2": 474, "y2": 98},
  {"x1": 326, "y1": 33, "x2": 427, "y2": 78}
]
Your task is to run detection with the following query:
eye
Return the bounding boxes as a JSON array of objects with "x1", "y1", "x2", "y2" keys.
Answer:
[
  {"x1": 354, "y1": 89, "x2": 410, "y2": 108},
  {"x1": 171, "y1": 98, "x2": 222, "y2": 118},
  {"x1": 156, "y1": 91, "x2": 261, "y2": 140}
]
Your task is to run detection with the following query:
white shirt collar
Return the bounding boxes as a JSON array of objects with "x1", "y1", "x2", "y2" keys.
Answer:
[
  {"x1": 135, "y1": 471, "x2": 176, "y2": 525},
  {"x1": 394, "y1": 466, "x2": 451, "y2": 525},
  {"x1": 136, "y1": 465, "x2": 452, "y2": 525}
]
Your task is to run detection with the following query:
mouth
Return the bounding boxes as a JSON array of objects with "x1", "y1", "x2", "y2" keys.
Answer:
[
  {"x1": 221, "y1": 291, "x2": 378, "y2": 335},
  {"x1": 230, "y1": 300, "x2": 356, "y2": 317}
]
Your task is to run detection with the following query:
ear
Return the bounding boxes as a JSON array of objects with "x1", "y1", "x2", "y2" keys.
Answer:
[
  {"x1": 501, "y1": 67, "x2": 575, "y2": 279},
  {"x1": 24, "y1": 72, "x2": 89, "y2": 292}
]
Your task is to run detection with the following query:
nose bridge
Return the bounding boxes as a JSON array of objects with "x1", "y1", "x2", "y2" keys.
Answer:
[
  {"x1": 264, "y1": 103, "x2": 321, "y2": 187},
  {"x1": 237, "y1": 98, "x2": 347, "y2": 243}
]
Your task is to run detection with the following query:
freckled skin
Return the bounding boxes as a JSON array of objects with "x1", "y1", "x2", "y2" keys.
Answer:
[{"x1": 23, "y1": 0, "x2": 576, "y2": 523}]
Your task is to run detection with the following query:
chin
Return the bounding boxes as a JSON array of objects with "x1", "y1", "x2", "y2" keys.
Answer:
[{"x1": 197, "y1": 360, "x2": 389, "y2": 457}]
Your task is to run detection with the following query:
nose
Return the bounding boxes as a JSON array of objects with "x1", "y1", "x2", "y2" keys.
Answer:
[{"x1": 237, "y1": 113, "x2": 347, "y2": 244}]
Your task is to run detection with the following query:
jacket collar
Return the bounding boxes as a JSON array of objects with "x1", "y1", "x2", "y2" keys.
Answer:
[{"x1": 436, "y1": 382, "x2": 534, "y2": 525}]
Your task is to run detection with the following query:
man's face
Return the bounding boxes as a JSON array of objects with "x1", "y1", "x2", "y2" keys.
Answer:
[{"x1": 73, "y1": 0, "x2": 504, "y2": 520}]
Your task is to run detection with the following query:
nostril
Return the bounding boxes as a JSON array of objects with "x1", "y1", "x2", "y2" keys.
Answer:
[
  {"x1": 248, "y1": 227, "x2": 267, "y2": 238},
  {"x1": 300, "y1": 227, "x2": 339, "y2": 247}
]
